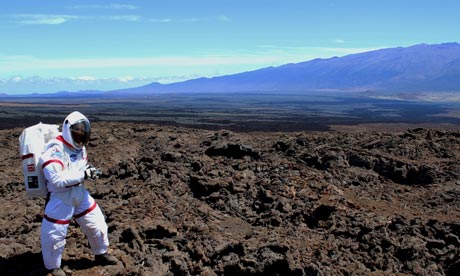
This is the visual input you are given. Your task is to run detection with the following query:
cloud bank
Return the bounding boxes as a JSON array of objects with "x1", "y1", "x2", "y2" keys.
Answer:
[{"x1": 11, "y1": 14, "x2": 79, "y2": 24}]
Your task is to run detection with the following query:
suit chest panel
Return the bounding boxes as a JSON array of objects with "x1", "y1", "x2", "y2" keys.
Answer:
[{"x1": 63, "y1": 147, "x2": 86, "y2": 170}]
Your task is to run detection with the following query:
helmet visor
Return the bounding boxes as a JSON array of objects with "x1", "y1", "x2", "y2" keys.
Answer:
[{"x1": 70, "y1": 119, "x2": 91, "y2": 147}]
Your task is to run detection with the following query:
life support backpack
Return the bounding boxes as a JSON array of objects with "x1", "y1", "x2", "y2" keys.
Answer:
[{"x1": 19, "y1": 123, "x2": 60, "y2": 198}]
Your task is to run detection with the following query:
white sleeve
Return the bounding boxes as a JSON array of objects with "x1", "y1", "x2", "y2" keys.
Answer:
[
  {"x1": 41, "y1": 144, "x2": 85, "y2": 189},
  {"x1": 43, "y1": 162, "x2": 85, "y2": 188}
]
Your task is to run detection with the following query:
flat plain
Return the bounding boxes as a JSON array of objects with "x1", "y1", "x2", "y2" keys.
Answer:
[{"x1": 1, "y1": 92, "x2": 459, "y2": 132}]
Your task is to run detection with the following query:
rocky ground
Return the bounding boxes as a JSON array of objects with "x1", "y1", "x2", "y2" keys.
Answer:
[{"x1": 0, "y1": 122, "x2": 459, "y2": 275}]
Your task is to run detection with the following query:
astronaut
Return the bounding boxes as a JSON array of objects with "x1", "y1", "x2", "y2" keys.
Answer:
[{"x1": 40, "y1": 111, "x2": 118, "y2": 276}]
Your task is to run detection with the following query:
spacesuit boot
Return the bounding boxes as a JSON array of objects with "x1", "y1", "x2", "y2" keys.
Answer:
[
  {"x1": 95, "y1": 252, "x2": 119, "y2": 265},
  {"x1": 49, "y1": 267, "x2": 66, "y2": 276}
]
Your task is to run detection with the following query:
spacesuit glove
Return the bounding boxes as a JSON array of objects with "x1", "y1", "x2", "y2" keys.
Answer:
[{"x1": 84, "y1": 164, "x2": 102, "y2": 181}]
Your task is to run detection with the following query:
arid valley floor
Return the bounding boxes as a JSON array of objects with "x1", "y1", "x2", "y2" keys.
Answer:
[{"x1": 0, "y1": 121, "x2": 459, "y2": 275}]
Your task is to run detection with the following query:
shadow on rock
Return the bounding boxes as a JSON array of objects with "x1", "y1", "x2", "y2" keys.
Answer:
[
  {"x1": 64, "y1": 257, "x2": 97, "y2": 272},
  {"x1": 0, "y1": 251, "x2": 45, "y2": 276}
]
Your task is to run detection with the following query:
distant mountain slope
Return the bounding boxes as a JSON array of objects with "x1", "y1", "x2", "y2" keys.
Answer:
[{"x1": 110, "y1": 42, "x2": 460, "y2": 95}]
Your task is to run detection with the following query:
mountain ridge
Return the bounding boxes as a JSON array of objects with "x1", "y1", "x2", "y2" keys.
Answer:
[
  {"x1": 107, "y1": 42, "x2": 460, "y2": 95},
  {"x1": 2, "y1": 42, "x2": 460, "y2": 97}
]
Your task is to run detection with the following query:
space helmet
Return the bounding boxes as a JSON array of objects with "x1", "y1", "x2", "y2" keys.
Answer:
[{"x1": 62, "y1": 111, "x2": 91, "y2": 149}]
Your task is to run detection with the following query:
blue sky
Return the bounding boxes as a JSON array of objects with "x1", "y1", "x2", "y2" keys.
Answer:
[{"x1": 1, "y1": 0, "x2": 459, "y2": 94}]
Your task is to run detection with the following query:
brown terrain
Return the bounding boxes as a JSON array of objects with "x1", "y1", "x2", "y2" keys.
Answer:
[{"x1": 0, "y1": 122, "x2": 459, "y2": 275}]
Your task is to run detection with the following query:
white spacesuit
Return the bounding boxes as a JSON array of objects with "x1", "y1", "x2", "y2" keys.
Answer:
[{"x1": 40, "y1": 111, "x2": 117, "y2": 275}]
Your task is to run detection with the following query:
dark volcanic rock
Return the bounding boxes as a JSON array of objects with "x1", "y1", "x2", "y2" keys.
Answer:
[
  {"x1": 205, "y1": 142, "x2": 261, "y2": 160},
  {"x1": 0, "y1": 124, "x2": 459, "y2": 275}
]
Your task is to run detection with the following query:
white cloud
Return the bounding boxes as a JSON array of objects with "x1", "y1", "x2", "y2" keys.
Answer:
[
  {"x1": 148, "y1": 16, "x2": 228, "y2": 23},
  {"x1": 11, "y1": 14, "x2": 79, "y2": 25},
  {"x1": 8, "y1": 13, "x2": 141, "y2": 24},
  {"x1": 0, "y1": 54, "x2": 286, "y2": 82},
  {"x1": 9, "y1": 14, "x2": 229, "y2": 25},
  {"x1": 334, "y1": 39, "x2": 345, "y2": 44},
  {"x1": 46, "y1": 55, "x2": 279, "y2": 69},
  {"x1": 106, "y1": 15, "x2": 140, "y2": 22},
  {"x1": 149, "y1": 18, "x2": 172, "y2": 23},
  {"x1": 181, "y1": 18, "x2": 202, "y2": 23},
  {"x1": 74, "y1": 76, "x2": 97, "y2": 81},
  {"x1": 68, "y1": 4, "x2": 137, "y2": 10},
  {"x1": 0, "y1": 75, "x2": 163, "y2": 94},
  {"x1": 0, "y1": 75, "x2": 157, "y2": 84},
  {"x1": 216, "y1": 15, "x2": 230, "y2": 22},
  {"x1": 11, "y1": 76, "x2": 22, "y2": 82},
  {"x1": 107, "y1": 4, "x2": 137, "y2": 10},
  {"x1": 0, "y1": 55, "x2": 282, "y2": 70},
  {"x1": 118, "y1": 76, "x2": 135, "y2": 82},
  {"x1": 149, "y1": 17, "x2": 203, "y2": 23}
]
